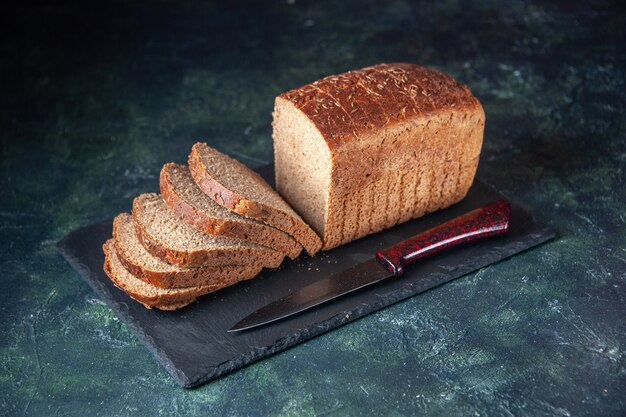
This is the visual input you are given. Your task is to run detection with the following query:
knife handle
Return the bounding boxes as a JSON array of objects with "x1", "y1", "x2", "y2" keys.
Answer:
[{"x1": 376, "y1": 199, "x2": 511, "y2": 275}]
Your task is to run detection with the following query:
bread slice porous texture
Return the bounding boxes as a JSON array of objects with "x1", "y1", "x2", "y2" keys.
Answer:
[
  {"x1": 132, "y1": 193, "x2": 285, "y2": 268},
  {"x1": 148, "y1": 300, "x2": 197, "y2": 311},
  {"x1": 113, "y1": 212, "x2": 263, "y2": 289},
  {"x1": 103, "y1": 240, "x2": 233, "y2": 310},
  {"x1": 160, "y1": 163, "x2": 302, "y2": 260},
  {"x1": 188, "y1": 143, "x2": 322, "y2": 256},
  {"x1": 104, "y1": 240, "x2": 258, "y2": 310},
  {"x1": 273, "y1": 63, "x2": 485, "y2": 250}
]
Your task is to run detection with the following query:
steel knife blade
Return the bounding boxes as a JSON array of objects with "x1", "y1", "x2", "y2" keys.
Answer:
[{"x1": 229, "y1": 199, "x2": 511, "y2": 332}]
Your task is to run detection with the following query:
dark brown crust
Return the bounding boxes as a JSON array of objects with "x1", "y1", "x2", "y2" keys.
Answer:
[
  {"x1": 131, "y1": 194, "x2": 285, "y2": 268},
  {"x1": 112, "y1": 213, "x2": 263, "y2": 289},
  {"x1": 160, "y1": 163, "x2": 302, "y2": 260},
  {"x1": 279, "y1": 63, "x2": 482, "y2": 151},
  {"x1": 188, "y1": 144, "x2": 322, "y2": 256}
]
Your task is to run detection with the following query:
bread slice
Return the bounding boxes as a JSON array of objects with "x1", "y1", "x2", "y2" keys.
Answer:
[
  {"x1": 273, "y1": 63, "x2": 485, "y2": 249},
  {"x1": 132, "y1": 193, "x2": 285, "y2": 268},
  {"x1": 188, "y1": 143, "x2": 322, "y2": 256},
  {"x1": 113, "y1": 212, "x2": 263, "y2": 288},
  {"x1": 150, "y1": 300, "x2": 197, "y2": 311},
  {"x1": 160, "y1": 163, "x2": 302, "y2": 260},
  {"x1": 103, "y1": 240, "x2": 244, "y2": 310}
]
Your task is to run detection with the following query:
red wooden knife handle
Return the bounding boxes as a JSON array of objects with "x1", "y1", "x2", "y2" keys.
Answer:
[{"x1": 376, "y1": 199, "x2": 511, "y2": 275}]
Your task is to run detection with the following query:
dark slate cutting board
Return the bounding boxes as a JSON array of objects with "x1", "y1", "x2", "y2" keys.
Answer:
[{"x1": 57, "y1": 166, "x2": 555, "y2": 388}]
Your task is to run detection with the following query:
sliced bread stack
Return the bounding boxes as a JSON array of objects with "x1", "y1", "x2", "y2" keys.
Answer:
[{"x1": 103, "y1": 143, "x2": 322, "y2": 310}]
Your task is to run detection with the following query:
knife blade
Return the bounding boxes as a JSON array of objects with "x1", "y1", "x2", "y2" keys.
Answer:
[{"x1": 229, "y1": 199, "x2": 511, "y2": 332}]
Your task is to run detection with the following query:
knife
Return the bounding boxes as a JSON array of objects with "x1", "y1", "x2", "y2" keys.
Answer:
[{"x1": 229, "y1": 199, "x2": 511, "y2": 332}]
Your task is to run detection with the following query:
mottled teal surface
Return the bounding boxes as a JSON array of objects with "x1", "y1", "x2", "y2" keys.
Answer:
[{"x1": 1, "y1": 0, "x2": 624, "y2": 416}]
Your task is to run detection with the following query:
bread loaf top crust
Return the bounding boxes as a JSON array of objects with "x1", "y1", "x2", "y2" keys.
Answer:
[{"x1": 278, "y1": 63, "x2": 482, "y2": 151}]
